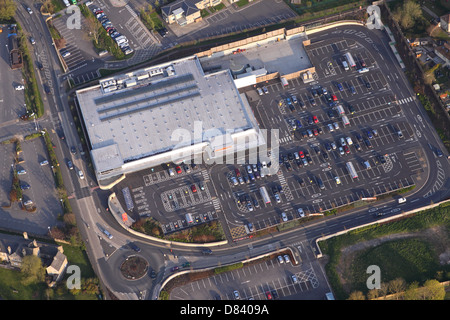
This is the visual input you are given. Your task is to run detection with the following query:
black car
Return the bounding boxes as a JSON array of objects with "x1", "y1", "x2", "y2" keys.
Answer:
[
  {"x1": 364, "y1": 139, "x2": 373, "y2": 148},
  {"x1": 129, "y1": 242, "x2": 141, "y2": 252},
  {"x1": 202, "y1": 249, "x2": 212, "y2": 255},
  {"x1": 285, "y1": 162, "x2": 292, "y2": 171},
  {"x1": 298, "y1": 178, "x2": 305, "y2": 187},
  {"x1": 150, "y1": 270, "x2": 157, "y2": 279},
  {"x1": 70, "y1": 146, "x2": 76, "y2": 154},
  {"x1": 378, "y1": 155, "x2": 387, "y2": 164},
  {"x1": 43, "y1": 84, "x2": 51, "y2": 95},
  {"x1": 348, "y1": 105, "x2": 356, "y2": 114},
  {"x1": 365, "y1": 81, "x2": 372, "y2": 89},
  {"x1": 67, "y1": 160, "x2": 74, "y2": 170},
  {"x1": 36, "y1": 61, "x2": 43, "y2": 70},
  {"x1": 355, "y1": 133, "x2": 363, "y2": 142},
  {"x1": 327, "y1": 110, "x2": 335, "y2": 119},
  {"x1": 20, "y1": 183, "x2": 31, "y2": 190},
  {"x1": 298, "y1": 100, "x2": 306, "y2": 109},
  {"x1": 157, "y1": 28, "x2": 169, "y2": 37}
]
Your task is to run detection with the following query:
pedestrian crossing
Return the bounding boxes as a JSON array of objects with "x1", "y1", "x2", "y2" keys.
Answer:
[
  {"x1": 212, "y1": 198, "x2": 222, "y2": 213},
  {"x1": 277, "y1": 171, "x2": 294, "y2": 202},
  {"x1": 397, "y1": 96, "x2": 415, "y2": 105}
]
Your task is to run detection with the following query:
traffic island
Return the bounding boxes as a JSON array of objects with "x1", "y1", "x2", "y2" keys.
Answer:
[{"x1": 120, "y1": 255, "x2": 148, "y2": 280}]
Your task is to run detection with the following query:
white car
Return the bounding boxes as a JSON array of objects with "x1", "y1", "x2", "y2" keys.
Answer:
[
  {"x1": 297, "y1": 208, "x2": 305, "y2": 217},
  {"x1": 39, "y1": 160, "x2": 49, "y2": 166},
  {"x1": 281, "y1": 212, "x2": 288, "y2": 222},
  {"x1": 27, "y1": 7, "x2": 33, "y2": 14},
  {"x1": 328, "y1": 123, "x2": 334, "y2": 132},
  {"x1": 78, "y1": 170, "x2": 84, "y2": 179},
  {"x1": 15, "y1": 85, "x2": 24, "y2": 90},
  {"x1": 283, "y1": 254, "x2": 290, "y2": 264},
  {"x1": 398, "y1": 197, "x2": 406, "y2": 204},
  {"x1": 277, "y1": 256, "x2": 284, "y2": 264},
  {"x1": 346, "y1": 137, "x2": 353, "y2": 146},
  {"x1": 335, "y1": 176, "x2": 341, "y2": 185}
]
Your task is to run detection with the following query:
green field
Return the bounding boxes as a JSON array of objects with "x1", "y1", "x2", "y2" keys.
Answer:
[
  {"x1": 320, "y1": 203, "x2": 450, "y2": 299},
  {"x1": 0, "y1": 243, "x2": 99, "y2": 300}
]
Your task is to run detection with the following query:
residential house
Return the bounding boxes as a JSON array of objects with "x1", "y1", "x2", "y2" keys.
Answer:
[
  {"x1": 434, "y1": 42, "x2": 450, "y2": 67},
  {"x1": 0, "y1": 236, "x2": 68, "y2": 286},
  {"x1": 46, "y1": 250, "x2": 68, "y2": 285},
  {"x1": 161, "y1": 0, "x2": 223, "y2": 26},
  {"x1": 440, "y1": 13, "x2": 450, "y2": 33}
]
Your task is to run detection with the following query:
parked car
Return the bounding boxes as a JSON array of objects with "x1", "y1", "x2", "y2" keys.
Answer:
[{"x1": 157, "y1": 28, "x2": 169, "y2": 37}]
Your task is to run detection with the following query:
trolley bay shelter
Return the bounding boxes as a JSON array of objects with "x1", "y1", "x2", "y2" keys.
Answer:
[{"x1": 75, "y1": 55, "x2": 264, "y2": 188}]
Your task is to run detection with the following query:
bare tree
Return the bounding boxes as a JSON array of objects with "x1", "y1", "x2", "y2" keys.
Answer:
[
  {"x1": 83, "y1": 15, "x2": 101, "y2": 45},
  {"x1": 388, "y1": 278, "x2": 406, "y2": 299}
]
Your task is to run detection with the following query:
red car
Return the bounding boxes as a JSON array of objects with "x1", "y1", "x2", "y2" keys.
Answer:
[
  {"x1": 344, "y1": 145, "x2": 350, "y2": 154},
  {"x1": 176, "y1": 166, "x2": 182, "y2": 174},
  {"x1": 313, "y1": 116, "x2": 319, "y2": 124},
  {"x1": 191, "y1": 184, "x2": 197, "y2": 193},
  {"x1": 332, "y1": 95, "x2": 338, "y2": 101},
  {"x1": 313, "y1": 128, "x2": 319, "y2": 136},
  {"x1": 235, "y1": 168, "x2": 241, "y2": 177},
  {"x1": 299, "y1": 151, "x2": 305, "y2": 158},
  {"x1": 266, "y1": 291, "x2": 273, "y2": 300}
]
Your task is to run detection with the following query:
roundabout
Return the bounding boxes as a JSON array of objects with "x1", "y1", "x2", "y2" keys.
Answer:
[{"x1": 120, "y1": 255, "x2": 149, "y2": 280}]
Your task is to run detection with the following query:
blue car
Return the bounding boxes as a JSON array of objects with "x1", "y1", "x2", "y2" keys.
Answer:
[
  {"x1": 295, "y1": 119, "x2": 302, "y2": 129},
  {"x1": 337, "y1": 83, "x2": 344, "y2": 91},
  {"x1": 367, "y1": 130, "x2": 373, "y2": 139}
]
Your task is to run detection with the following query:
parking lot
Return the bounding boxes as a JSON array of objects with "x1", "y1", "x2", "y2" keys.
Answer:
[
  {"x1": 169, "y1": 245, "x2": 329, "y2": 300},
  {"x1": 0, "y1": 138, "x2": 62, "y2": 235},
  {"x1": 168, "y1": 0, "x2": 296, "y2": 41},
  {"x1": 225, "y1": 36, "x2": 424, "y2": 233},
  {"x1": 0, "y1": 26, "x2": 26, "y2": 123},
  {"x1": 113, "y1": 164, "x2": 220, "y2": 236}
]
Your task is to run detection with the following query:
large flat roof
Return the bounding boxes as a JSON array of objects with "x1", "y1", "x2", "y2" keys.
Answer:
[
  {"x1": 199, "y1": 34, "x2": 312, "y2": 77},
  {"x1": 76, "y1": 55, "x2": 260, "y2": 176}
]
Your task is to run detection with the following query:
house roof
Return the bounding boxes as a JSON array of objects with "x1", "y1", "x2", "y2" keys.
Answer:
[
  {"x1": 441, "y1": 13, "x2": 450, "y2": 23},
  {"x1": 47, "y1": 251, "x2": 67, "y2": 273},
  {"x1": 161, "y1": 0, "x2": 200, "y2": 18}
]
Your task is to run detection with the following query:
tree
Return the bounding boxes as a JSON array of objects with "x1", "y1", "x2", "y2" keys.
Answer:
[
  {"x1": 0, "y1": 0, "x2": 16, "y2": 21},
  {"x1": 392, "y1": 0, "x2": 422, "y2": 30},
  {"x1": 404, "y1": 281, "x2": 419, "y2": 300},
  {"x1": 84, "y1": 15, "x2": 101, "y2": 45},
  {"x1": 421, "y1": 280, "x2": 445, "y2": 300},
  {"x1": 347, "y1": 291, "x2": 366, "y2": 300},
  {"x1": 388, "y1": 278, "x2": 406, "y2": 299},
  {"x1": 21, "y1": 255, "x2": 45, "y2": 285}
]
